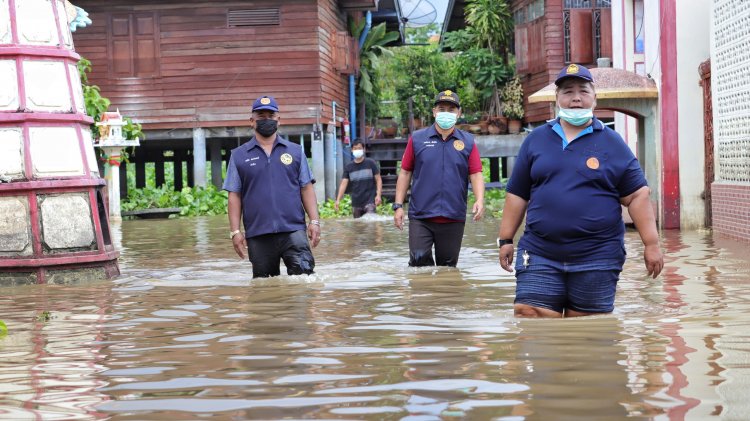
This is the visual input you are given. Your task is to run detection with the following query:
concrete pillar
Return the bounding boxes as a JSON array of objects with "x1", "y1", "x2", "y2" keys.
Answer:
[
  {"x1": 310, "y1": 129, "x2": 326, "y2": 203},
  {"x1": 336, "y1": 137, "x2": 344, "y2": 189},
  {"x1": 324, "y1": 126, "x2": 336, "y2": 200},
  {"x1": 209, "y1": 140, "x2": 223, "y2": 188},
  {"x1": 193, "y1": 128, "x2": 206, "y2": 188},
  {"x1": 101, "y1": 147, "x2": 126, "y2": 221},
  {"x1": 505, "y1": 157, "x2": 516, "y2": 178}
]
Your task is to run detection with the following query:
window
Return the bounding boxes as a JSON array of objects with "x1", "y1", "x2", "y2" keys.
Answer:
[
  {"x1": 514, "y1": 0, "x2": 546, "y2": 73},
  {"x1": 332, "y1": 31, "x2": 358, "y2": 75},
  {"x1": 109, "y1": 13, "x2": 160, "y2": 78},
  {"x1": 563, "y1": 0, "x2": 612, "y2": 63},
  {"x1": 634, "y1": 0, "x2": 645, "y2": 54}
]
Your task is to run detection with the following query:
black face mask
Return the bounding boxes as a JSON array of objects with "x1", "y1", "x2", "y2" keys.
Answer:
[{"x1": 255, "y1": 119, "x2": 278, "y2": 137}]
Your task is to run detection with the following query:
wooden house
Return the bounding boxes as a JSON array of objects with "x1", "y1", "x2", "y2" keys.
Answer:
[
  {"x1": 72, "y1": 0, "x2": 395, "y2": 191},
  {"x1": 444, "y1": 0, "x2": 613, "y2": 125}
]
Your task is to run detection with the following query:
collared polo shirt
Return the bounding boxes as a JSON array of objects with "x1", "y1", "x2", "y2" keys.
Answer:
[
  {"x1": 223, "y1": 136, "x2": 314, "y2": 238},
  {"x1": 506, "y1": 117, "x2": 647, "y2": 262},
  {"x1": 551, "y1": 121, "x2": 594, "y2": 149}
]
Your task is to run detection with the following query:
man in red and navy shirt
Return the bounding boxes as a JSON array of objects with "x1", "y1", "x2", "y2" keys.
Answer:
[{"x1": 393, "y1": 90, "x2": 485, "y2": 266}]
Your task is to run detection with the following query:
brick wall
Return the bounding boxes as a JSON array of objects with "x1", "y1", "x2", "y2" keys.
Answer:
[
  {"x1": 711, "y1": 183, "x2": 750, "y2": 241},
  {"x1": 711, "y1": 1, "x2": 750, "y2": 242}
]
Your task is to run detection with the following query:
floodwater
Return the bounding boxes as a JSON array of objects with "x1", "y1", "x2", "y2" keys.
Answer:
[{"x1": 1, "y1": 215, "x2": 749, "y2": 420}]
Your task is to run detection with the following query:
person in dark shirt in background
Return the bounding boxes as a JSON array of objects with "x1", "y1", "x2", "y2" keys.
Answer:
[{"x1": 335, "y1": 140, "x2": 382, "y2": 218}]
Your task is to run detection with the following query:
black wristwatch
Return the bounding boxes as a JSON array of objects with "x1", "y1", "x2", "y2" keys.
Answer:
[
  {"x1": 497, "y1": 238, "x2": 513, "y2": 248},
  {"x1": 392, "y1": 203, "x2": 403, "y2": 211}
]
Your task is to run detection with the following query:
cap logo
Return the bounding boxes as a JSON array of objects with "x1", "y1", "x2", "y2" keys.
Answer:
[
  {"x1": 443, "y1": 90, "x2": 452, "y2": 95},
  {"x1": 566, "y1": 64, "x2": 579, "y2": 74},
  {"x1": 586, "y1": 157, "x2": 600, "y2": 170},
  {"x1": 453, "y1": 140, "x2": 465, "y2": 151},
  {"x1": 260, "y1": 97, "x2": 271, "y2": 105},
  {"x1": 280, "y1": 153, "x2": 293, "y2": 165}
]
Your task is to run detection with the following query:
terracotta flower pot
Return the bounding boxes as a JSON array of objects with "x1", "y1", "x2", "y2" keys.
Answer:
[
  {"x1": 478, "y1": 121, "x2": 489, "y2": 134},
  {"x1": 508, "y1": 119, "x2": 522, "y2": 134},
  {"x1": 381, "y1": 126, "x2": 397, "y2": 138},
  {"x1": 488, "y1": 116, "x2": 507, "y2": 135}
]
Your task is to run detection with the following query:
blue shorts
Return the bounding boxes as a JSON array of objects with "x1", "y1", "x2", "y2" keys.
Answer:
[{"x1": 514, "y1": 249, "x2": 624, "y2": 314}]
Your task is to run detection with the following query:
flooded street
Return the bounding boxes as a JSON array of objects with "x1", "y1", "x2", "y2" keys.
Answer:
[{"x1": 1, "y1": 215, "x2": 749, "y2": 420}]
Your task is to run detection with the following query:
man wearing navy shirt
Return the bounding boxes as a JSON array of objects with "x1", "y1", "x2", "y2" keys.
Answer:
[
  {"x1": 223, "y1": 96, "x2": 321, "y2": 278},
  {"x1": 498, "y1": 64, "x2": 663, "y2": 318},
  {"x1": 393, "y1": 90, "x2": 485, "y2": 266}
]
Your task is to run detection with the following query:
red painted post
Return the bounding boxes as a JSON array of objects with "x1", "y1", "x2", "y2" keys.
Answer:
[{"x1": 659, "y1": 0, "x2": 681, "y2": 229}]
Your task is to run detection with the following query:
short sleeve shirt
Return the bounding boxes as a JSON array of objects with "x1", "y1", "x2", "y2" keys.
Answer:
[
  {"x1": 506, "y1": 118, "x2": 647, "y2": 262},
  {"x1": 223, "y1": 141, "x2": 314, "y2": 193},
  {"x1": 343, "y1": 158, "x2": 380, "y2": 207}
]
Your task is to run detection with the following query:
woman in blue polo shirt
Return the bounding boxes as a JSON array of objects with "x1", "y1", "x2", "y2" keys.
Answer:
[
  {"x1": 223, "y1": 96, "x2": 321, "y2": 278},
  {"x1": 497, "y1": 64, "x2": 664, "y2": 318}
]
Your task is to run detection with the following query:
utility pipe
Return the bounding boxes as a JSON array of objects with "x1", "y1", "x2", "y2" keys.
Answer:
[{"x1": 349, "y1": 11, "x2": 371, "y2": 141}]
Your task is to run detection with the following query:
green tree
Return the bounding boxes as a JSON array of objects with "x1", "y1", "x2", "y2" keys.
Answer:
[
  {"x1": 443, "y1": 0, "x2": 515, "y2": 118},
  {"x1": 392, "y1": 45, "x2": 451, "y2": 125},
  {"x1": 405, "y1": 22, "x2": 440, "y2": 44}
]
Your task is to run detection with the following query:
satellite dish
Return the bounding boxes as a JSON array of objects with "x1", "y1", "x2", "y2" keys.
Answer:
[{"x1": 400, "y1": 0, "x2": 437, "y2": 28}]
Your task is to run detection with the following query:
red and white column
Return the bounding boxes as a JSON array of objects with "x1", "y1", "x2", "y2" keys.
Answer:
[{"x1": 0, "y1": 0, "x2": 119, "y2": 285}]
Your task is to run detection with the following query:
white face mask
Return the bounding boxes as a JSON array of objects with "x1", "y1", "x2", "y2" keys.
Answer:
[
  {"x1": 558, "y1": 108, "x2": 594, "y2": 126},
  {"x1": 352, "y1": 150, "x2": 364, "y2": 159}
]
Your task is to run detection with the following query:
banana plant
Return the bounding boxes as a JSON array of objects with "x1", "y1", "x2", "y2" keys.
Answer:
[{"x1": 349, "y1": 20, "x2": 400, "y2": 98}]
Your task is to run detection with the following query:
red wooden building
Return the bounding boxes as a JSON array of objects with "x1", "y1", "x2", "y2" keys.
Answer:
[
  {"x1": 72, "y1": 0, "x2": 393, "y2": 191},
  {"x1": 444, "y1": 0, "x2": 613, "y2": 125}
]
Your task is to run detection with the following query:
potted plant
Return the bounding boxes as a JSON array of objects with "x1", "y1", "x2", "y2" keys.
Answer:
[{"x1": 502, "y1": 76, "x2": 524, "y2": 134}]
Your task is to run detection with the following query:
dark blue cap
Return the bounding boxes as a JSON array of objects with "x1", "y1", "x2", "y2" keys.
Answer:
[
  {"x1": 251, "y1": 95, "x2": 279, "y2": 112},
  {"x1": 555, "y1": 64, "x2": 594, "y2": 86},
  {"x1": 434, "y1": 89, "x2": 461, "y2": 107}
]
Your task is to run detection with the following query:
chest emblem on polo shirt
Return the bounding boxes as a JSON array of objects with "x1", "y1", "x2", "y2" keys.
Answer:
[
  {"x1": 280, "y1": 153, "x2": 293, "y2": 165},
  {"x1": 453, "y1": 140, "x2": 465, "y2": 151},
  {"x1": 586, "y1": 156, "x2": 600, "y2": 170}
]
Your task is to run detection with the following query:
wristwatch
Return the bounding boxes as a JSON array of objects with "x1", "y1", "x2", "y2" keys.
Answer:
[
  {"x1": 230, "y1": 229, "x2": 242, "y2": 239},
  {"x1": 392, "y1": 203, "x2": 403, "y2": 211},
  {"x1": 497, "y1": 238, "x2": 513, "y2": 248}
]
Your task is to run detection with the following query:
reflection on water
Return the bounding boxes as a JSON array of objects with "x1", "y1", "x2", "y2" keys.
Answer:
[{"x1": 1, "y1": 216, "x2": 749, "y2": 420}]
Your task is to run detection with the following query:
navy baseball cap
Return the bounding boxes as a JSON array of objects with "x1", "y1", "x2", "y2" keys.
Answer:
[
  {"x1": 434, "y1": 90, "x2": 461, "y2": 107},
  {"x1": 554, "y1": 64, "x2": 594, "y2": 86},
  {"x1": 251, "y1": 95, "x2": 279, "y2": 112}
]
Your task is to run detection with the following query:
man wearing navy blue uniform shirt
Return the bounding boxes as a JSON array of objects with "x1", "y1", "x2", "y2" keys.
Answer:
[
  {"x1": 497, "y1": 64, "x2": 663, "y2": 317},
  {"x1": 393, "y1": 90, "x2": 485, "y2": 266},
  {"x1": 223, "y1": 95, "x2": 321, "y2": 278}
]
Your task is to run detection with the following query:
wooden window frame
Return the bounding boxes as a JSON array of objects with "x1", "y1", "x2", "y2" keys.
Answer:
[
  {"x1": 563, "y1": 0, "x2": 611, "y2": 64},
  {"x1": 107, "y1": 12, "x2": 161, "y2": 79}
]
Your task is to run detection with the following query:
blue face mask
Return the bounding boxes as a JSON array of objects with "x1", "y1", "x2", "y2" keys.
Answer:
[
  {"x1": 558, "y1": 108, "x2": 593, "y2": 126},
  {"x1": 352, "y1": 149, "x2": 364, "y2": 159},
  {"x1": 435, "y1": 112, "x2": 458, "y2": 129}
]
